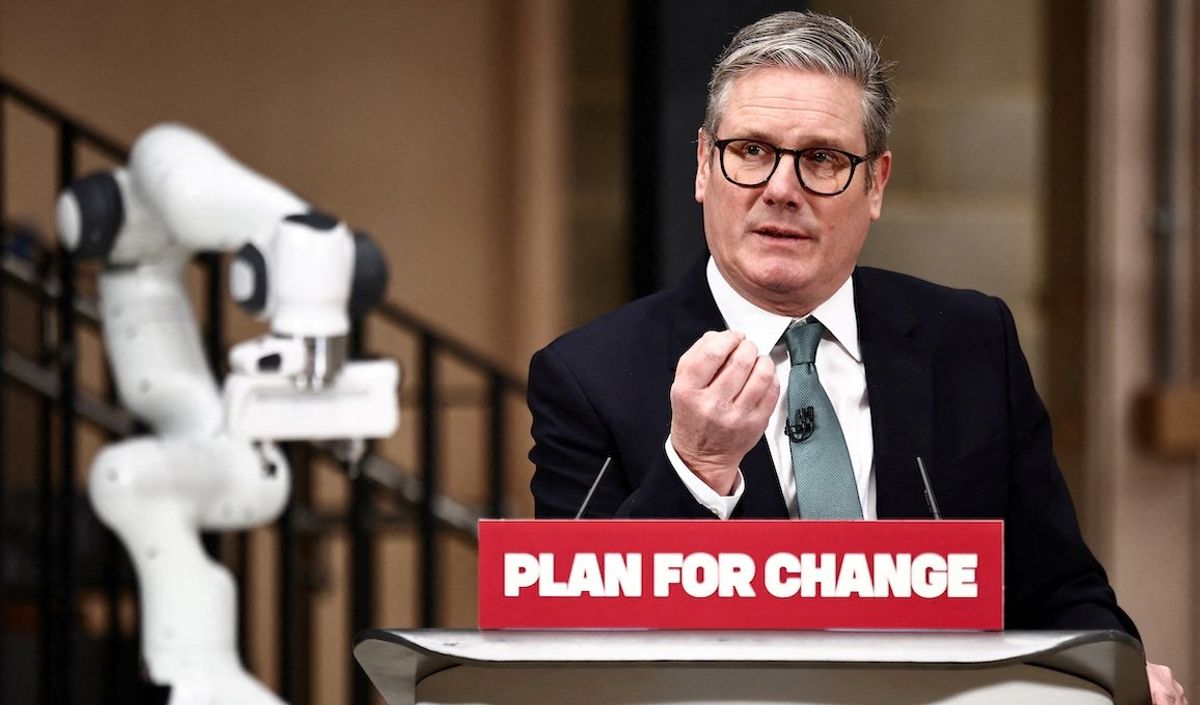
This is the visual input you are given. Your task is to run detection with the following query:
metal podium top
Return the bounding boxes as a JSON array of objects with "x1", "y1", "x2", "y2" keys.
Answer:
[{"x1": 354, "y1": 629, "x2": 1148, "y2": 705}]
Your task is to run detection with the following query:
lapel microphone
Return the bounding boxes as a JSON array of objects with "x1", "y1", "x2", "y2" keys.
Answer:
[{"x1": 785, "y1": 406, "x2": 815, "y2": 443}]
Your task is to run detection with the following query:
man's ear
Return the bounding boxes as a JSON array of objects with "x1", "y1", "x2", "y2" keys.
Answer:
[
  {"x1": 868, "y1": 150, "x2": 892, "y2": 221},
  {"x1": 695, "y1": 128, "x2": 712, "y2": 204}
]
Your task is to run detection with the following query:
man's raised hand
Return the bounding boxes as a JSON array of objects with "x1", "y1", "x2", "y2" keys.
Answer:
[{"x1": 669, "y1": 330, "x2": 779, "y2": 495}]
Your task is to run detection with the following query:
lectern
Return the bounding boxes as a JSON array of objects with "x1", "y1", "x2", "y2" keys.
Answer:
[{"x1": 354, "y1": 629, "x2": 1149, "y2": 705}]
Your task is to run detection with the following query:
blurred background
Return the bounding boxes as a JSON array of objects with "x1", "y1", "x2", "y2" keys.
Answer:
[{"x1": 0, "y1": 0, "x2": 1196, "y2": 703}]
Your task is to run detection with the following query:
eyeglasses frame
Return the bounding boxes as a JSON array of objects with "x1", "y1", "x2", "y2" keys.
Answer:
[{"x1": 712, "y1": 137, "x2": 871, "y2": 196}]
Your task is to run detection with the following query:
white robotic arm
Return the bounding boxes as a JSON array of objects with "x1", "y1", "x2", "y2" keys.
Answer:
[
  {"x1": 59, "y1": 123, "x2": 398, "y2": 439},
  {"x1": 124, "y1": 123, "x2": 305, "y2": 253},
  {"x1": 56, "y1": 123, "x2": 399, "y2": 705}
]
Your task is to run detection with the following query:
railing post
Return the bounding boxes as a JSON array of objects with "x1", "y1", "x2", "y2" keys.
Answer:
[
  {"x1": 278, "y1": 449, "x2": 295, "y2": 705},
  {"x1": 101, "y1": 533, "x2": 130, "y2": 705},
  {"x1": 349, "y1": 456, "x2": 374, "y2": 705},
  {"x1": 35, "y1": 250, "x2": 56, "y2": 705},
  {"x1": 278, "y1": 442, "x2": 312, "y2": 705},
  {"x1": 0, "y1": 81, "x2": 8, "y2": 698},
  {"x1": 277, "y1": 450, "x2": 297, "y2": 705},
  {"x1": 349, "y1": 316, "x2": 373, "y2": 705},
  {"x1": 54, "y1": 121, "x2": 79, "y2": 705},
  {"x1": 487, "y1": 374, "x2": 507, "y2": 519},
  {"x1": 419, "y1": 334, "x2": 439, "y2": 627},
  {"x1": 35, "y1": 250, "x2": 55, "y2": 700}
]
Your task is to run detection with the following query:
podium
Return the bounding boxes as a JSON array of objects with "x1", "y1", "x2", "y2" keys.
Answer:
[{"x1": 353, "y1": 629, "x2": 1149, "y2": 705}]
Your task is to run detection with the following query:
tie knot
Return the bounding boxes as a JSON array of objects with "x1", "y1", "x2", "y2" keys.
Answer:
[{"x1": 784, "y1": 318, "x2": 825, "y2": 366}]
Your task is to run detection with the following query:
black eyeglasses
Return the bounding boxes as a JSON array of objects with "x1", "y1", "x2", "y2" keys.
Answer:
[{"x1": 713, "y1": 138, "x2": 869, "y2": 196}]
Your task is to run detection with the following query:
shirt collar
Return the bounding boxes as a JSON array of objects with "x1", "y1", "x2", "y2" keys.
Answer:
[{"x1": 705, "y1": 257, "x2": 861, "y2": 362}]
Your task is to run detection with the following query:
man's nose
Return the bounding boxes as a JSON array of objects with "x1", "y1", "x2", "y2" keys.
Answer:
[{"x1": 760, "y1": 153, "x2": 805, "y2": 208}]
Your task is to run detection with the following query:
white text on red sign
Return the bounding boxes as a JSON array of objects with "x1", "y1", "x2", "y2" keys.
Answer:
[{"x1": 504, "y1": 551, "x2": 979, "y2": 599}]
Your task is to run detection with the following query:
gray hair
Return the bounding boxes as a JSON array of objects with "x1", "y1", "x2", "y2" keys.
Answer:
[{"x1": 703, "y1": 11, "x2": 896, "y2": 162}]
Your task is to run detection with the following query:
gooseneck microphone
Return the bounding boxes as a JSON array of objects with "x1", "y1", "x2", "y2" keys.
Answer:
[
  {"x1": 574, "y1": 456, "x2": 613, "y2": 519},
  {"x1": 916, "y1": 456, "x2": 942, "y2": 519},
  {"x1": 785, "y1": 406, "x2": 815, "y2": 443}
]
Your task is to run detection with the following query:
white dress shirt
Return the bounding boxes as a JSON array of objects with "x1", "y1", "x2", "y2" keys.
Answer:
[{"x1": 666, "y1": 257, "x2": 876, "y2": 519}]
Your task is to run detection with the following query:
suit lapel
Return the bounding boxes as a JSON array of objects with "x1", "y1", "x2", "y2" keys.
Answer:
[
  {"x1": 666, "y1": 260, "x2": 724, "y2": 371},
  {"x1": 667, "y1": 261, "x2": 788, "y2": 517},
  {"x1": 854, "y1": 268, "x2": 936, "y2": 519}
]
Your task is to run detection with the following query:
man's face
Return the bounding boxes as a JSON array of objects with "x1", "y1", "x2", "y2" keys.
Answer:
[{"x1": 696, "y1": 67, "x2": 891, "y2": 316}]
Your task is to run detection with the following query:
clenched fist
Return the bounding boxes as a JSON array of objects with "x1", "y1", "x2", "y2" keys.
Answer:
[{"x1": 670, "y1": 330, "x2": 779, "y2": 495}]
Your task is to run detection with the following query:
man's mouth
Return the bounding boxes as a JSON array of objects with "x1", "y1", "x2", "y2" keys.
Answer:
[{"x1": 754, "y1": 225, "x2": 811, "y2": 239}]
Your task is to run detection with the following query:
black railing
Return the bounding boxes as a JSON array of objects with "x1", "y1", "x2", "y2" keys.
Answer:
[{"x1": 0, "y1": 75, "x2": 528, "y2": 705}]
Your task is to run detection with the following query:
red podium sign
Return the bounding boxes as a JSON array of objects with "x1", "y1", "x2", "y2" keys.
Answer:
[{"x1": 478, "y1": 519, "x2": 1003, "y2": 630}]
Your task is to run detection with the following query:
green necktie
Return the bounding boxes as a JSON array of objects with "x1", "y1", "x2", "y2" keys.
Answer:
[{"x1": 783, "y1": 318, "x2": 862, "y2": 519}]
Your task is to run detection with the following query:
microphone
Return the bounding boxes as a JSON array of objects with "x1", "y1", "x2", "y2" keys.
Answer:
[
  {"x1": 915, "y1": 456, "x2": 942, "y2": 519},
  {"x1": 574, "y1": 456, "x2": 613, "y2": 519},
  {"x1": 785, "y1": 406, "x2": 815, "y2": 443}
]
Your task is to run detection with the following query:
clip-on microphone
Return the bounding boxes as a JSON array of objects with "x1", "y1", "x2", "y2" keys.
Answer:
[{"x1": 785, "y1": 406, "x2": 815, "y2": 443}]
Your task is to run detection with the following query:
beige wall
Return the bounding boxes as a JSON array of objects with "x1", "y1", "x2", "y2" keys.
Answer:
[
  {"x1": 0, "y1": 0, "x2": 567, "y2": 370},
  {"x1": 812, "y1": 0, "x2": 1048, "y2": 380},
  {"x1": 1086, "y1": 0, "x2": 1198, "y2": 690}
]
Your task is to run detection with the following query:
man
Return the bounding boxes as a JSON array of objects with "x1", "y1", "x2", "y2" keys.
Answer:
[{"x1": 528, "y1": 11, "x2": 1185, "y2": 703}]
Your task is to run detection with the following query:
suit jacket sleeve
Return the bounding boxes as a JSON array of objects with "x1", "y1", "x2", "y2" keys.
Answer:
[
  {"x1": 528, "y1": 344, "x2": 717, "y2": 519},
  {"x1": 995, "y1": 298, "x2": 1139, "y2": 637}
]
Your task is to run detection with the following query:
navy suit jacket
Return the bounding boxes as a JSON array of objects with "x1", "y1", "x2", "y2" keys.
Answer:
[{"x1": 529, "y1": 262, "x2": 1138, "y2": 635}]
